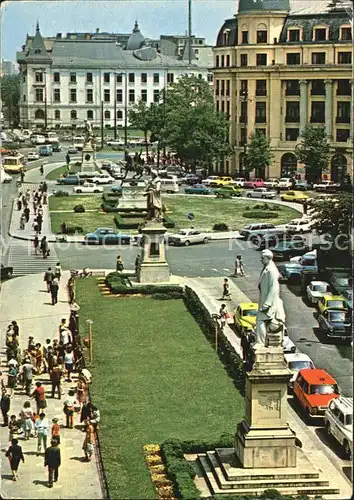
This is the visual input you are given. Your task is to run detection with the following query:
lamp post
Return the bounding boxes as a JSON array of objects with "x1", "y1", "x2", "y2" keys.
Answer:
[
  {"x1": 43, "y1": 69, "x2": 48, "y2": 131},
  {"x1": 114, "y1": 72, "x2": 117, "y2": 140},
  {"x1": 86, "y1": 319, "x2": 93, "y2": 363},
  {"x1": 124, "y1": 72, "x2": 128, "y2": 147}
]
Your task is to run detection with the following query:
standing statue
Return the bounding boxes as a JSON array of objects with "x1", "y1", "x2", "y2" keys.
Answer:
[
  {"x1": 85, "y1": 120, "x2": 94, "y2": 145},
  {"x1": 256, "y1": 249, "x2": 286, "y2": 346},
  {"x1": 143, "y1": 168, "x2": 162, "y2": 221}
]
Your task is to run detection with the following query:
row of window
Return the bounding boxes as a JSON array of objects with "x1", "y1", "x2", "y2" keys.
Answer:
[
  {"x1": 35, "y1": 109, "x2": 126, "y2": 121},
  {"x1": 33, "y1": 88, "x2": 162, "y2": 104},
  {"x1": 238, "y1": 127, "x2": 350, "y2": 144}
]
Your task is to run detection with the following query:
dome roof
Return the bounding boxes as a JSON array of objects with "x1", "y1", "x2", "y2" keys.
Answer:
[
  {"x1": 126, "y1": 21, "x2": 145, "y2": 50},
  {"x1": 238, "y1": 0, "x2": 290, "y2": 13}
]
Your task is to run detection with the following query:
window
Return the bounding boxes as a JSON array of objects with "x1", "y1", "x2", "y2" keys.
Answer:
[
  {"x1": 288, "y1": 29, "x2": 300, "y2": 42},
  {"x1": 257, "y1": 128, "x2": 266, "y2": 136},
  {"x1": 216, "y1": 101, "x2": 219, "y2": 112},
  {"x1": 338, "y1": 52, "x2": 352, "y2": 64},
  {"x1": 240, "y1": 101, "x2": 247, "y2": 122},
  {"x1": 116, "y1": 73, "x2": 123, "y2": 83},
  {"x1": 287, "y1": 53, "x2": 300, "y2": 65},
  {"x1": 71, "y1": 110, "x2": 77, "y2": 120},
  {"x1": 141, "y1": 73, "x2": 147, "y2": 83},
  {"x1": 221, "y1": 55, "x2": 225, "y2": 67},
  {"x1": 256, "y1": 53, "x2": 267, "y2": 66},
  {"x1": 257, "y1": 30, "x2": 267, "y2": 43},
  {"x1": 128, "y1": 73, "x2": 135, "y2": 83},
  {"x1": 104, "y1": 110, "x2": 111, "y2": 119},
  {"x1": 337, "y1": 80, "x2": 351, "y2": 96},
  {"x1": 312, "y1": 52, "x2": 326, "y2": 64},
  {"x1": 35, "y1": 72, "x2": 43, "y2": 83},
  {"x1": 103, "y1": 72, "x2": 110, "y2": 83},
  {"x1": 207, "y1": 73, "x2": 213, "y2": 83},
  {"x1": 70, "y1": 72, "x2": 76, "y2": 83},
  {"x1": 285, "y1": 80, "x2": 300, "y2": 96},
  {"x1": 70, "y1": 88, "x2": 77, "y2": 103},
  {"x1": 117, "y1": 110, "x2": 123, "y2": 119},
  {"x1": 53, "y1": 72, "x2": 60, "y2": 83},
  {"x1": 337, "y1": 101, "x2": 351, "y2": 123},
  {"x1": 153, "y1": 73, "x2": 159, "y2": 84},
  {"x1": 336, "y1": 129, "x2": 350, "y2": 142},
  {"x1": 129, "y1": 89, "x2": 135, "y2": 103},
  {"x1": 311, "y1": 101, "x2": 325, "y2": 122},
  {"x1": 240, "y1": 128, "x2": 247, "y2": 145},
  {"x1": 153, "y1": 90, "x2": 159, "y2": 102},
  {"x1": 226, "y1": 80, "x2": 230, "y2": 96},
  {"x1": 53, "y1": 89, "x2": 60, "y2": 102},
  {"x1": 86, "y1": 88, "x2": 93, "y2": 102},
  {"x1": 241, "y1": 80, "x2": 248, "y2": 96},
  {"x1": 116, "y1": 89, "x2": 122, "y2": 102},
  {"x1": 23, "y1": 95, "x2": 26, "y2": 102},
  {"x1": 242, "y1": 31, "x2": 249, "y2": 44},
  {"x1": 141, "y1": 89, "x2": 147, "y2": 102},
  {"x1": 35, "y1": 88, "x2": 44, "y2": 102},
  {"x1": 311, "y1": 80, "x2": 325, "y2": 95},
  {"x1": 216, "y1": 55, "x2": 219, "y2": 67},
  {"x1": 226, "y1": 54, "x2": 230, "y2": 67},
  {"x1": 285, "y1": 128, "x2": 299, "y2": 141},
  {"x1": 285, "y1": 102, "x2": 300, "y2": 122},
  {"x1": 240, "y1": 54, "x2": 248, "y2": 67},
  {"x1": 223, "y1": 29, "x2": 230, "y2": 45},
  {"x1": 167, "y1": 73, "x2": 174, "y2": 84},
  {"x1": 341, "y1": 27, "x2": 352, "y2": 41},
  {"x1": 314, "y1": 28, "x2": 327, "y2": 41},
  {"x1": 256, "y1": 80, "x2": 267, "y2": 96},
  {"x1": 86, "y1": 72, "x2": 93, "y2": 83},
  {"x1": 35, "y1": 109, "x2": 45, "y2": 119},
  {"x1": 226, "y1": 101, "x2": 230, "y2": 117},
  {"x1": 87, "y1": 110, "x2": 93, "y2": 120},
  {"x1": 221, "y1": 101, "x2": 225, "y2": 113},
  {"x1": 215, "y1": 80, "x2": 220, "y2": 94},
  {"x1": 255, "y1": 102, "x2": 266, "y2": 123},
  {"x1": 221, "y1": 80, "x2": 225, "y2": 96},
  {"x1": 104, "y1": 89, "x2": 110, "y2": 102}
]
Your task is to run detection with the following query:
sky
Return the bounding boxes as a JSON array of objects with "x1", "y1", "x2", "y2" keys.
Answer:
[{"x1": 0, "y1": 0, "x2": 237, "y2": 61}]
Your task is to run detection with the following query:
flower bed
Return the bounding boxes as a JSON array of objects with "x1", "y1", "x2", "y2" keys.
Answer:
[{"x1": 144, "y1": 444, "x2": 176, "y2": 500}]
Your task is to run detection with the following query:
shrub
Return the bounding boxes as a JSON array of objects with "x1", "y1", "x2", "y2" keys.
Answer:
[
  {"x1": 101, "y1": 203, "x2": 119, "y2": 213},
  {"x1": 102, "y1": 193, "x2": 120, "y2": 204},
  {"x1": 74, "y1": 205, "x2": 85, "y2": 213},
  {"x1": 213, "y1": 222, "x2": 229, "y2": 231},
  {"x1": 65, "y1": 225, "x2": 84, "y2": 234},
  {"x1": 105, "y1": 273, "x2": 184, "y2": 298},
  {"x1": 242, "y1": 211, "x2": 278, "y2": 219},
  {"x1": 54, "y1": 190, "x2": 69, "y2": 197},
  {"x1": 114, "y1": 215, "x2": 142, "y2": 229}
]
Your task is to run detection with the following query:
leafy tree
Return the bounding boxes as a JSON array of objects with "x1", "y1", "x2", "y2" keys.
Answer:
[
  {"x1": 307, "y1": 192, "x2": 352, "y2": 239},
  {"x1": 128, "y1": 99, "x2": 152, "y2": 158},
  {"x1": 296, "y1": 125, "x2": 330, "y2": 183},
  {"x1": 0, "y1": 75, "x2": 20, "y2": 128},
  {"x1": 244, "y1": 130, "x2": 273, "y2": 178}
]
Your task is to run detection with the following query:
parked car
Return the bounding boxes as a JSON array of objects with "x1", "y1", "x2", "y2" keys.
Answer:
[
  {"x1": 313, "y1": 180, "x2": 340, "y2": 192},
  {"x1": 286, "y1": 218, "x2": 313, "y2": 233},
  {"x1": 50, "y1": 143, "x2": 61, "y2": 152},
  {"x1": 293, "y1": 368, "x2": 340, "y2": 422},
  {"x1": 184, "y1": 174, "x2": 201, "y2": 185},
  {"x1": 109, "y1": 185, "x2": 123, "y2": 193},
  {"x1": 318, "y1": 294, "x2": 348, "y2": 315},
  {"x1": 31, "y1": 134, "x2": 46, "y2": 145},
  {"x1": 243, "y1": 178, "x2": 265, "y2": 189},
  {"x1": 184, "y1": 184, "x2": 213, "y2": 195},
  {"x1": 295, "y1": 180, "x2": 312, "y2": 191},
  {"x1": 101, "y1": 160, "x2": 113, "y2": 170},
  {"x1": 317, "y1": 309, "x2": 352, "y2": 341},
  {"x1": 91, "y1": 173, "x2": 114, "y2": 184},
  {"x1": 306, "y1": 281, "x2": 331, "y2": 305},
  {"x1": 56, "y1": 175, "x2": 82, "y2": 185},
  {"x1": 168, "y1": 230, "x2": 210, "y2": 246},
  {"x1": 327, "y1": 272, "x2": 352, "y2": 296},
  {"x1": 73, "y1": 183, "x2": 104, "y2": 194},
  {"x1": 343, "y1": 289, "x2": 353, "y2": 311},
  {"x1": 68, "y1": 146, "x2": 78, "y2": 154},
  {"x1": 282, "y1": 254, "x2": 318, "y2": 281},
  {"x1": 27, "y1": 151, "x2": 40, "y2": 161},
  {"x1": 284, "y1": 352, "x2": 315, "y2": 394},
  {"x1": 272, "y1": 241, "x2": 310, "y2": 260},
  {"x1": 281, "y1": 191, "x2": 308, "y2": 203},
  {"x1": 110, "y1": 168, "x2": 124, "y2": 180},
  {"x1": 234, "y1": 177, "x2": 246, "y2": 187},
  {"x1": 233, "y1": 303, "x2": 258, "y2": 334},
  {"x1": 209, "y1": 176, "x2": 237, "y2": 187},
  {"x1": 278, "y1": 178, "x2": 292, "y2": 190},
  {"x1": 215, "y1": 186, "x2": 243, "y2": 197},
  {"x1": 39, "y1": 145, "x2": 53, "y2": 156},
  {"x1": 0, "y1": 263, "x2": 13, "y2": 279},
  {"x1": 264, "y1": 178, "x2": 279, "y2": 189},
  {"x1": 324, "y1": 397, "x2": 353, "y2": 459},
  {"x1": 0, "y1": 170, "x2": 12, "y2": 183},
  {"x1": 246, "y1": 187, "x2": 276, "y2": 199},
  {"x1": 240, "y1": 223, "x2": 276, "y2": 239},
  {"x1": 255, "y1": 232, "x2": 304, "y2": 250},
  {"x1": 84, "y1": 228, "x2": 131, "y2": 245},
  {"x1": 201, "y1": 176, "x2": 220, "y2": 186},
  {"x1": 289, "y1": 249, "x2": 316, "y2": 263}
]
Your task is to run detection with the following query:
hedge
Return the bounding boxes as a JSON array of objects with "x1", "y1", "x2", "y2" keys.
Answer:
[
  {"x1": 74, "y1": 205, "x2": 85, "y2": 213},
  {"x1": 242, "y1": 211, "x2": 278, "y2": 219},
  {"x1": 54, "y1": 190, "x2": 69, "y2": 197},
  {"x1": 65, "y1": 225, "x2": 84, "y2": 234},
  {"x1": 105, "y1": 272, "x2": 184, "y2": 298},
  {"x1": 102, "y1": 193, "x2": 120, "y2": 204},
  {"x1": 101, "y1": 203, "x2": 119, "y2": 213},
  {"x1": 213, "y1": 223, "x2": 229, "y2": 231},
  {"x1": 114, "y1": 214, "x2": 175, "y2": 230}
]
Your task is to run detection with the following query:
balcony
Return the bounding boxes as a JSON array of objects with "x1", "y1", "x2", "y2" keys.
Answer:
[{"x1": 336, "y1": 116, "x2": 351, "y2": 124}]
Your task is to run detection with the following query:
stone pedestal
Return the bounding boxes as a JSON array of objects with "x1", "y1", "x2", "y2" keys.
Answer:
[
  {"x1": 80, "y1": 142, "x2": 98, "y2": 173},
  {"x1": 119, "y1": 186, "x2": 146, "y2": 210},
  {"x1": 137, "y1": 221, "x2": 170, "y2": 283},
  {"x1": 234, "y1": 345, "x2": 296, "y2": 469}
]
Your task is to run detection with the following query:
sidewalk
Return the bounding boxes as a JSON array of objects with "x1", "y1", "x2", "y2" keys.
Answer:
[{"x1": 0, "y1": 272, "x2": 103, "y2": 499}]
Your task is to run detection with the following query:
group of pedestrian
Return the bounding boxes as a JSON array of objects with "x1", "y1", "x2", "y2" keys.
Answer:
[
  {"x1": 17, "y1": 186, "x2": 47, "y2": 235},
  {"x1": 43, "y1": 265, "x2": 62, "y2": 304}
]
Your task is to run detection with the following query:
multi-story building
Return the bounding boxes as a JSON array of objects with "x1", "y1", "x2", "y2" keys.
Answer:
[
  {"x1": 16, "y1": 22, "x2": 213, "y2": 131},
  {"x1": 213, "y1": 0, "x2": 352, "y2": 182},
  {"x1": 1, "y1": 60, "x2": 16, "y2": 76}
]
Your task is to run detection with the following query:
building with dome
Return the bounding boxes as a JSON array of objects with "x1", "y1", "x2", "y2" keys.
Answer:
[
  {"x1": 213, "y1": 0, "x2": 352, "y2": 182},
  {"x1": 17, "y1": 22, "x2": 213, "y2": 130}
]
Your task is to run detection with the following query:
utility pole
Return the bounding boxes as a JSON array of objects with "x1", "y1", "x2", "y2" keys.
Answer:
[
  {"x1": 124, "y1": 72, "x2": 128, "y2": 146},
  {"x1": 101, "y1": 100, "x2": 104, "y2": 149},
  {"x1": 188, "y1": 0, "x2": 192, "y2": 65},
  {"x1": 44, "y1": 71, "x2": 48, "y2": 130},
  {"x1": 114, "y1": 71, "x2": 117, "y2": 140}
]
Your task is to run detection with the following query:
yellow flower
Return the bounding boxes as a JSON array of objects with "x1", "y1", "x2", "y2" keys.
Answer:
[
  {"x1": 150, "y1": 465, "x2": 165, "y2": 474},
  {"x1": 144, "y1": 444, "x2": 161, "y2": 454},
  {"x1": 146, "y1": 455, "x2": 162, "y2": 465}
]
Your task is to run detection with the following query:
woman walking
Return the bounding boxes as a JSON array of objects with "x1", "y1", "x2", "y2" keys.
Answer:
[
  {"x1": 19, "y1": 401, "x2": 35, "y2": 440},
  {"x1": 54, "y1": 262, "x2": 62, "y2": 281},
  {"x1": 5, "y1": 439, "x2": 25, "y2": 481},
  {"x1": 40, "y1": 236, "x2": 49, "y2": 259},
  {"x1": 82, "y1": 418, "x2": 95, "y2": 461}
]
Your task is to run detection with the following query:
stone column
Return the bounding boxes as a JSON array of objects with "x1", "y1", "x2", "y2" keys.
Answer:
[
  {"x1": 325, "y1": 79, "x2": 333, "y2": 139},
  {"x1": 299, "y1": 80, "x2": 308, "y2": 133}
]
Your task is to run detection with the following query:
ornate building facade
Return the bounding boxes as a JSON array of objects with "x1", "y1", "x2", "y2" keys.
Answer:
[{"x1": 213, "y1": 0, "x2": 352, "y2": 181}]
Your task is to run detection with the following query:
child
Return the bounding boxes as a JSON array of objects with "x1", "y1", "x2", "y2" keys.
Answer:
[
  {"x1": 8, "y1": 415, "x2": 19, "y2": 442},
  {"x1": 51, "y1": 418, "x2": 61, "y2": 445}
]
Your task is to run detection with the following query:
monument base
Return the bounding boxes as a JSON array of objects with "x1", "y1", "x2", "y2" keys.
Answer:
[
  {"x1": 137, "y1": 220, "x2": 170, "y2": 283},
  {"x1": 80, "y1": 144, "x2": 97, "y2": 173},
  {"x1": 138, "y1": 262, "x2": 170, "y2": 283}
]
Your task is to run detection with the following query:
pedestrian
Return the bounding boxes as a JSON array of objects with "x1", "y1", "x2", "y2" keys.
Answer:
[
  {"x1": 82, "y1": 418, "x2": 94, "y2": 461},
  {"x1": 42, "y1": 192, "x2": 47, "y2": 204},
  {"x1": 31, "y1": 382, "x2": 47, "y2": 415},
  {"x1": 50, "y1": 364, "x2": 63, "y2": 399},
  {"x1": 64, "y1": 345, "x2": 74, "y2": 382},
  {"x1": 0, "y1": 371, "x2": 6, "y2": 392},
  {"x1": 5, "y1": 439, "x2": 25, "y2": 481},
  {"x1": 90, "y1": 404, "x2": 100, "y2": 430},
  {"x1": 36, "y1": 215, "x2": 43, "y2": 234},
  {"x1": 35, "y1": 412, "x2": 50, "y2": 455},
  {"x1": 63, "y1": 389, "x2": 76, "y2": 429},
  {"x1": 33, "y1": 234, "x2": 39, "y2": 255},
  {"x1": 42, "y1": 181, "x2": 48, "y2": 193},
  {"x1": 32, "y1": 220, "x2": 39, "y2": 234},
  {"x1": 8, "y1": 415, "x2": 20, "y2": 442},
  {"x1": 236, "y1": 255, "x2": 245, "y2": 277},
  {"x1": 54, "y1": 262, "x2": 62, "y2": 281},
  {"x1": 66, "y1": 153, "x2": 70, "y2": 166},
  {"x1": 19, "y1": 401, "x2": 35, "y2": 440},
  {"x1": 51, "y1": 418, "x2": 61, "y2": 445},
  {"x1": 20, "y1": 213, "x2": 26, "y2": 230},
  {"x1": 40, "y1": 236, "x2": 49, "y2": 259},
  {"x1": 80, "y1": 401, "x2": 93, "y2": 424},
  {"x1": 50, "y1": 278, "x2": 59, "y2": 305},
  {"x1": 67, "y1": 276, "x2": 75, "y2": 303},
  {"x1": 37, "y1": 205, "x2": 43, "y2": 217},
  {"x1": 17, "y1": 197, "x2": 22, "y2": 211},
  {"x1": 44, "y1": 438, "x2": 61, "y2": 488},
  {"x1": 25, "y1": 189, "x2": 31, "y2": 202},
  {"x1": 219, "y1": 304, "x2": 227, "y2": 329},
  {"x1": 60, "y1": 328, "x2": 71, "y2": 347},
  {"x1": 39, "y1": 165, "x2": 44, "y2": 176},
  {"x1": 303, "y1": 200, "x2": 308, "y2": 215},
  {"x1": 7, "y1": 364, "x2": 18, "y2": 396},
  {"x1": 20, "y1": 358, "x2": 34, "y2": 396},
  {"x1": 24, "y1": 206, "x2": 30, "y2": 222},
  {"x1": 116, "y1": 254, "x2": 124, "y2": 273},
  {"x1": 241, "y1": 330, "x2": 250, "y2": 363},
  {"x1": 33, "y1": 198, "x2": 38, "y2": 215},
  {"x1": 44, "y1": 267, "x2": 54, "y2": 292},
  {"x1": 20, "y1": 169, "x2": 25, "y2": 182},
  {"x1": 76, "y1": 375, "x2": 87, "y2": 406},
  {"x1": 34, "y1": 343, "x2": 44, "y2": 374},
  {"x1": 221, "y1": 278, "x2": 231, "y2": 301},
  {"x1": 1, "y1": 390, "x2": 11, "y2": 427}
]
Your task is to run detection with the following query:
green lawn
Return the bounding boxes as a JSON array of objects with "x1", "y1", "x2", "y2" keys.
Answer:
[
  {"x1": 46, "y1": 164, "x2": 82, "y2": 180},
  {"x1": 77, "y1": 279, "x2": 244, "y2": 499},
  {"x1": 49, "y1": 195, "x2": 102, "y2": 211},
  {"x1": 50, "y1": 211, "x2": 116, "y2": 234}
]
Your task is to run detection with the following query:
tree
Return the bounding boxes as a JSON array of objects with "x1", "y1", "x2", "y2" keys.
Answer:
[
  {"x1": 0, "y1": 75, "x2": 20, "y2": 128},
  {"x1": 244, "y1": 130, "x2": 273, "y2": 178},
  {"x1": 307, "y1": 192, "x2": 352, "y2": 240},
  {"x1": 128, "y1": 100, "x2": 152, "y2": 159},
  {"x1": 296, "y1": 125, "x2": 330, "y2": 183}
]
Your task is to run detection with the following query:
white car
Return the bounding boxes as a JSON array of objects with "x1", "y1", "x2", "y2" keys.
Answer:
[
  {"x1": 313, "y1": 180, "x2": 340, "y2": 192},
  {"x1": 324, "y1": 397, "x2": 353, "y2": 459},
  {"x1": 27, "y1": 151, "x2": 40, "y2": 161},
  {"x1": 283, "y1": 328, "x2": 296, "y2": 354},
  {"x1": 284, "y1": 352, "x2": 315, "y2": 393},
  {"x1": 168, "y1": 229, "x2": 210, "y2": 246},
  {"x1": 201, "y1": 176, "x2": 220, "y2": 186},
  {"x1": 234, "y1": 177, "x2": 246, "y2": 187},
  {"x1": 246, "y1": 188, "x2": 276, "y2": 199},
  {"x1": 91, "y1": 173, "x2": 114, "y2": 184},
  {"x1": 306, "y1": 281, "x2": 331, "y2": 305},
  {"x1": 31, "y1": 134, "x2": 46, "y2": 145},
  {"x1": 106, "y1": 140, "x2": 125, "y2": 147},
  {"x1": 264, "y1": 178, "x2": 279, "y2": 188},
  {"x1": 286, "y1": 218, "x2": 314, "y2": 234},
  {"x1": 73, "y1": 183, "x2": 103, "y2": 194},
  {"x1": 0, "y1": 169, "x2": 12, "y2": 183},
  {"x1": 278, "y1": 177, "x2": 292, "y2": 190}
]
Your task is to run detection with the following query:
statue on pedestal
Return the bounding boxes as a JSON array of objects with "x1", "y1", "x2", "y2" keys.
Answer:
[
  {"x1": 84, "y1": 120, "x2": 94, "y2": 147},
  {"x1": 256, "y1": 249, "x2": 286, "y2": 346},
  {"x1": 143, "y1": 168, "x2": 162, "y2": 221}
]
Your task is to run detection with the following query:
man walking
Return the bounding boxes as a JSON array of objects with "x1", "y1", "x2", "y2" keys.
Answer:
[
  {"x1": 44, "y1": 439, "x2": 61, "y2": 488},
  {"x1": 35, "y1": 412, "x2": 50, "y2": 455},
  {"x1": 44, "y1": 267, "x2": 54, "y2": 292},
  {"x1": 50, "y1": 278, "x2": 59, "y2": 305},
  {"x1": 20, "y1": 358, "x2": 35, "y2": 396},
  {"x1": 0, "y1": 389, "x2": 11, "y2": 426},
  {"x1": 50, "y1": 364, "x2": 63, "y2": 399}
]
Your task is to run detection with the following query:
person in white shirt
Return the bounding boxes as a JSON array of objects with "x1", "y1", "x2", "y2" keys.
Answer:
[
  {"x1": 35, "y1": 413, "x2": 50, "y2": 455},
  {"x1": 63, "y1": 389, "x2": 77, "y2": 428}
]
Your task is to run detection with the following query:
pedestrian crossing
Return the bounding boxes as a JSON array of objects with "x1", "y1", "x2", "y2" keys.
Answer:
[{"x1": 7, "y1": 240, "x2": 59, "y2": 276}]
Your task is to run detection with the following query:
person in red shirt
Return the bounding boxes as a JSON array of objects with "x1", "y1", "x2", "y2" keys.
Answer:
[{"x1": 30, "y1": 382, "x2": 47, "y2": 414}]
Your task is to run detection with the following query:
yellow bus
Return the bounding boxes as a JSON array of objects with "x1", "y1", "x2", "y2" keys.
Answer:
[{"x1": 2, "y1": 153, "x2": 26, "y2": 173}]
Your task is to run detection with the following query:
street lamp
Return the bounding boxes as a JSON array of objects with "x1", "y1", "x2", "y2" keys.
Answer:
[
  {"x1": 86, "y1": 319, "x2": 93, "y2": 363},
  {"x1": 239, "y1": 89, "x2": 249, "y2": 176}
]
